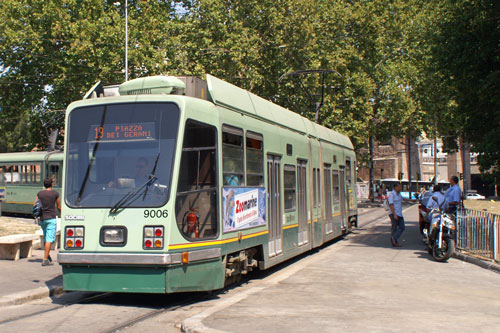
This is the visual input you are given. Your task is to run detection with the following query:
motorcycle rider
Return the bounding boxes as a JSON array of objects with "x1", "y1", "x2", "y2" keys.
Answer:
[{"x1": 425, "y1": 184, "x2": 448, "y2": 238}]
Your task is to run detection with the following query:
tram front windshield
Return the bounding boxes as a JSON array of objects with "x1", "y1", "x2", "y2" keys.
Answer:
[{"x1": 65, "y1": 102, "x2": 180, "y2": 208}]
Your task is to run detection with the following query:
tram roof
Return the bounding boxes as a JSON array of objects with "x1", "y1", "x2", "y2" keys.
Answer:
[
  {"x1": 0, "y1": 151, "x2": 63, "y2": 163},
  {"x1": 206, "y1": 75, "x2": 353, "y2": 150}
]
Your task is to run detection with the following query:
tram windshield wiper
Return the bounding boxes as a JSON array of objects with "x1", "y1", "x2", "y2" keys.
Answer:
[
  {"x1": 109, "y1": 176, "x2": 158, "y2": 214},
  {"x1": 142, "y1": 153, "x2": 160, "y2": 200}
]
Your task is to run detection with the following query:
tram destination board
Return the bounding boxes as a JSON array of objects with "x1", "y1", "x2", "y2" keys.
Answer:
[{"x1": 88, "y1": 122, "x2": 156, "y2": 142}]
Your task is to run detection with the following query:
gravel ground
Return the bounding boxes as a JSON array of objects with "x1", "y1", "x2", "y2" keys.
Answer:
[
  {"x1": 0, "y1": 216, "x2": 39, "y2": 237},
  {"x1": 464, "y1": 199, "x2": 500, "y2": 214}
]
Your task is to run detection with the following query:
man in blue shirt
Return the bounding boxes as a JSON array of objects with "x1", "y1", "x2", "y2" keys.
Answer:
[
  {"x1": 445, "y1": 176, "x2": 461, "y2": 214},
  {"x1": 388, "y1": 183, "x2": 404, "y2": 247}
]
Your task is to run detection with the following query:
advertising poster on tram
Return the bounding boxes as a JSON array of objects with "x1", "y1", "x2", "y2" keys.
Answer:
[{"x1": 222, "y1": 187, "x2": 266, "y2": 232}]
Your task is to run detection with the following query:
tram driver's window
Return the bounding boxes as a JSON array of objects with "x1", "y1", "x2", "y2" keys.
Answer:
[
  {"x1": 246, "y1": 132, "x2": 264, "y2": 186},
  {"x1": 176, "y1": 120, "x2": 218, "y2": 240},
  {"x1": 222, "y1": 125, "x2": 244, "y2": 186},
  {"x1": 284, "y1": 165, "x2": 296, "y2": 212}
]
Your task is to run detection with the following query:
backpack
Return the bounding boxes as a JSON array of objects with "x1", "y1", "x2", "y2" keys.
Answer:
[{"x1": 33, "y1": 198, "x2": 43, "y2": 218}]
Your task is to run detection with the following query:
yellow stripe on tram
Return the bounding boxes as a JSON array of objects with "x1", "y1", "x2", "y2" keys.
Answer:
[
  {"x1": 283, "y1": 223, "x2": 299, "y2": 230},
  {"x1": 169, "y1": 230, "x2": 268, "y2": 250}
]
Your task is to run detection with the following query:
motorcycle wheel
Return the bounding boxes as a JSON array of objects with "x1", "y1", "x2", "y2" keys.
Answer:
[{"x1": 432, "y1": 238, "x2": 455, "y2": 262}]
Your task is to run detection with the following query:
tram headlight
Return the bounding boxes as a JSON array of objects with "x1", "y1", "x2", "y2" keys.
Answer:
[
  {"x1": 100, "y1": 226, "x2": 127, "y2": 246},
  {"x1": 103, "y1": 229, "x2": 125, "y2": 243}
]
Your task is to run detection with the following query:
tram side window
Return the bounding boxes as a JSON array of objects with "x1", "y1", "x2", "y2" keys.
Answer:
[
  {"x1": 176, "y1": 121, "x2": 218, "y2": 240},
  {"x1": 313, "y1": 168, "x2": 317, "y2": 207},
  {"x1": 346, "y1": 159, "x2": 352, "y2": 187},
  {"x1": 332, "y1": 170, "x2": 340, "y2": 202},
  {"x1": 246, "y1": 132, "x2": 264, "y2": 186},
  {"x1": 48, "y1": 164, "x2": 60, "y2": 186},
  {"x1": 222, "y1": 125, "x2": 244, "y2": 186},
  {"x1": 284, "y1": 165, "x2": 296, "y2": 212},
  {"x1": 2, "y1": 164, "x2": 41, "y2": 184}
]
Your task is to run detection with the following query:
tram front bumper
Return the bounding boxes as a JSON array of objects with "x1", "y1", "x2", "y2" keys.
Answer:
[{"x1": 58, "y1": 249, "x2": 224, "y2": 293}]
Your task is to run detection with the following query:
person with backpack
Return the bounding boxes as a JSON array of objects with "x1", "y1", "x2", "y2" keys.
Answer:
[
  {"x1": 387, "y1": 183, "x2": 405, "y2": 247},
  {"x1": 34, "y1": 177, "x2": 61, "y2": 266}
]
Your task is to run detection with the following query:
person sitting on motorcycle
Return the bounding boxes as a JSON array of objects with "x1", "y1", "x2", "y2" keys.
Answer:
[{"x1": 425, "y1": 184, "x2": 448, "y2": 237}]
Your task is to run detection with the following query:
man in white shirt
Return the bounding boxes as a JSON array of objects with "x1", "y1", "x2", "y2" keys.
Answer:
[
  {"x1": 426, "y1": 184, "x2": 448, "y2": 237},
  {"x1": 388, "y1": 183, "x2": 405, "y2": 247}
]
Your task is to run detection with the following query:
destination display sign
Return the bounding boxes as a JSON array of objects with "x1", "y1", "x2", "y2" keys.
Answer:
[{"x1": 88, "y1": 122, "x2": 156, "y2": 142}]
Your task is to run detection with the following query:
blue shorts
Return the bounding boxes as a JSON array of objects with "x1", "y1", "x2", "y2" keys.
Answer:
[{"x1": 41, "y1": 218, "x2": 57, "y2": 243}]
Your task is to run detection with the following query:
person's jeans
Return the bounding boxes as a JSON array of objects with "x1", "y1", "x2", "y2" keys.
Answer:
[{"x1": 389, "y1": 214, "x2": 405, "y2": 242}]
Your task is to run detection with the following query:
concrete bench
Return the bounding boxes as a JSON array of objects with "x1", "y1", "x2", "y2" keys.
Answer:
[
  {"x1": 36, "y1": 230, "x2": 61, "y2": 250},
  {"x1": 0, "y1": 234, "x2": 39, "y2": 261}
]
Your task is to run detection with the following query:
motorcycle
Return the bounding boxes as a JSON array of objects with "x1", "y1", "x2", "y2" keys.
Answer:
[{"x1": 424, "y1": 196, "x2": 456, "y2": 262}]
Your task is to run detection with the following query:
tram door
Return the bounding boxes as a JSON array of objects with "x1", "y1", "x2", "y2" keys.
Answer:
[
  {"x1": 339, "y1": 168, "x2": 347, "y2": 229},
  {"x1": 267, "y1": 155, "x2": 282, "y2": 257},
  {"x1": 297, "y1": 160, "x2": 308, "y2": 246},
  {"x1": 324, "y1": 165, "x2": 332, "y2": 233}
]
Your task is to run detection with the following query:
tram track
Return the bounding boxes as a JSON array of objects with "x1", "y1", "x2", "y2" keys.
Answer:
[
  {"x1": 0, "y1": 292, "x2": 113, "y2": 326},
  {"x1": 100, "y1": 293, "x2": 212, "y2": 333}
]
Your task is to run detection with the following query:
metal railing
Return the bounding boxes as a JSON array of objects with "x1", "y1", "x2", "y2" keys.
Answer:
[{"x1": 456, "y1": 209, "x2": 500, "y2": 261}]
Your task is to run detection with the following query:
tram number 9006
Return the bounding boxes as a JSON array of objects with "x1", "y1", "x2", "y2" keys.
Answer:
[{"x1": 144, "y1": 210, "x2": 168, "y2": 218}]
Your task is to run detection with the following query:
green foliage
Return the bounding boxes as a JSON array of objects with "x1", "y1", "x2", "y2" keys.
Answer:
[
  {"x1": 419, "y1": 0, "x2": 500, "y2": 176},
  {"x1": 0, "y1": 0, "x2": 428, "y2": 153}
]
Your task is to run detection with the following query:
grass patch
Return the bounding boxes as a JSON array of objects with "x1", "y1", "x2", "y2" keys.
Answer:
[{"x1": 0, "y1": 217, "x2": 39, "y2": 237}]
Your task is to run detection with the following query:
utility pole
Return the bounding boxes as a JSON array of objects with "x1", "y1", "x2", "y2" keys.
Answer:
[
  {"x1": 407, "y1": 135, "x2": 412, "y2": 199},
  {"x1": 125, "y1": 0, "x2": 128, "y2": 81},
  {"x1": 434, "y1": 114, "x2": 438, "y2": 185},
  {"x1": 369, "y1": 136, "x2": 374, "y2": 202}
]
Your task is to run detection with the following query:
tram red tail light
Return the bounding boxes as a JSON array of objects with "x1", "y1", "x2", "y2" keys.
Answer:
[
  {"x1": 65, "y1": 226, "x2": 84, "y2": 249},
  {"x1": 144, "y1": 226, "x2": 164, "y2": 250}
]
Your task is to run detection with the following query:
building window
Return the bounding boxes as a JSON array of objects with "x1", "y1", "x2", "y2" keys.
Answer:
[
  {"x1": 284, "y1": 164, "x2": 296, "y2": 211},
  {"x1": 222, "y1": 125, "x2": 244, "y2": 186},
  {"x1": 175, "y1": 120, "x2": 218, "y2": 240},
  {"x1": 246, "y1": 131, "x2": 264, "y2": 186}
]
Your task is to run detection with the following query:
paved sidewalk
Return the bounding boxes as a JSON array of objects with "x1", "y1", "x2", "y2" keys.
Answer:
[
  {"x1": 0, "y1": 248, "x2": 62, "y2": 306},
  {"x1": 183, "y1": 206, "x2": 500, "y2": 333}
]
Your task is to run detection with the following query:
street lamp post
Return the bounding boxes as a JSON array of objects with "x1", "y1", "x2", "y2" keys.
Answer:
[{"x1": 125, "y1": 0, "x2": 128, "y2": 81}]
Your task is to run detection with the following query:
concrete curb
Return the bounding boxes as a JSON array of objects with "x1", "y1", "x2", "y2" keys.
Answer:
[
  {"x1": 0, "y1": 284, "x2": 64, "y2": 307},
  {"x1": 453, "y1": 252, "x2": 500, "y2": 274}
]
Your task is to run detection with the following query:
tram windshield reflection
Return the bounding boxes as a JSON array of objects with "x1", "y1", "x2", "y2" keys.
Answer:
[{"x1": 65, "y1": 102, "x2": 180, "y2": 208}]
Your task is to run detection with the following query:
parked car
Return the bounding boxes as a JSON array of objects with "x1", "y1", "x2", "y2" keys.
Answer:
[{"x1": 466, "y1": 192, "x2": 485, "y2": 200}]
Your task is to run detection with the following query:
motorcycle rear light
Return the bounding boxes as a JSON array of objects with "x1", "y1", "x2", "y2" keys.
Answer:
[
  {"x1": 143, "y1": 226, "x2": 164, "y2": 250},
  {"x1": 65, "y1": 226, "x2": 84, "y2": 250}
]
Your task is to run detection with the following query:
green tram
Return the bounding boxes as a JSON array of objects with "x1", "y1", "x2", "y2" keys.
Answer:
[
  {"x1": 58, "y1": 75, "x2": 358, "y2": 293},
  {"x1": 0, "y1": 151, "x2": 63, "y2": 215}
]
